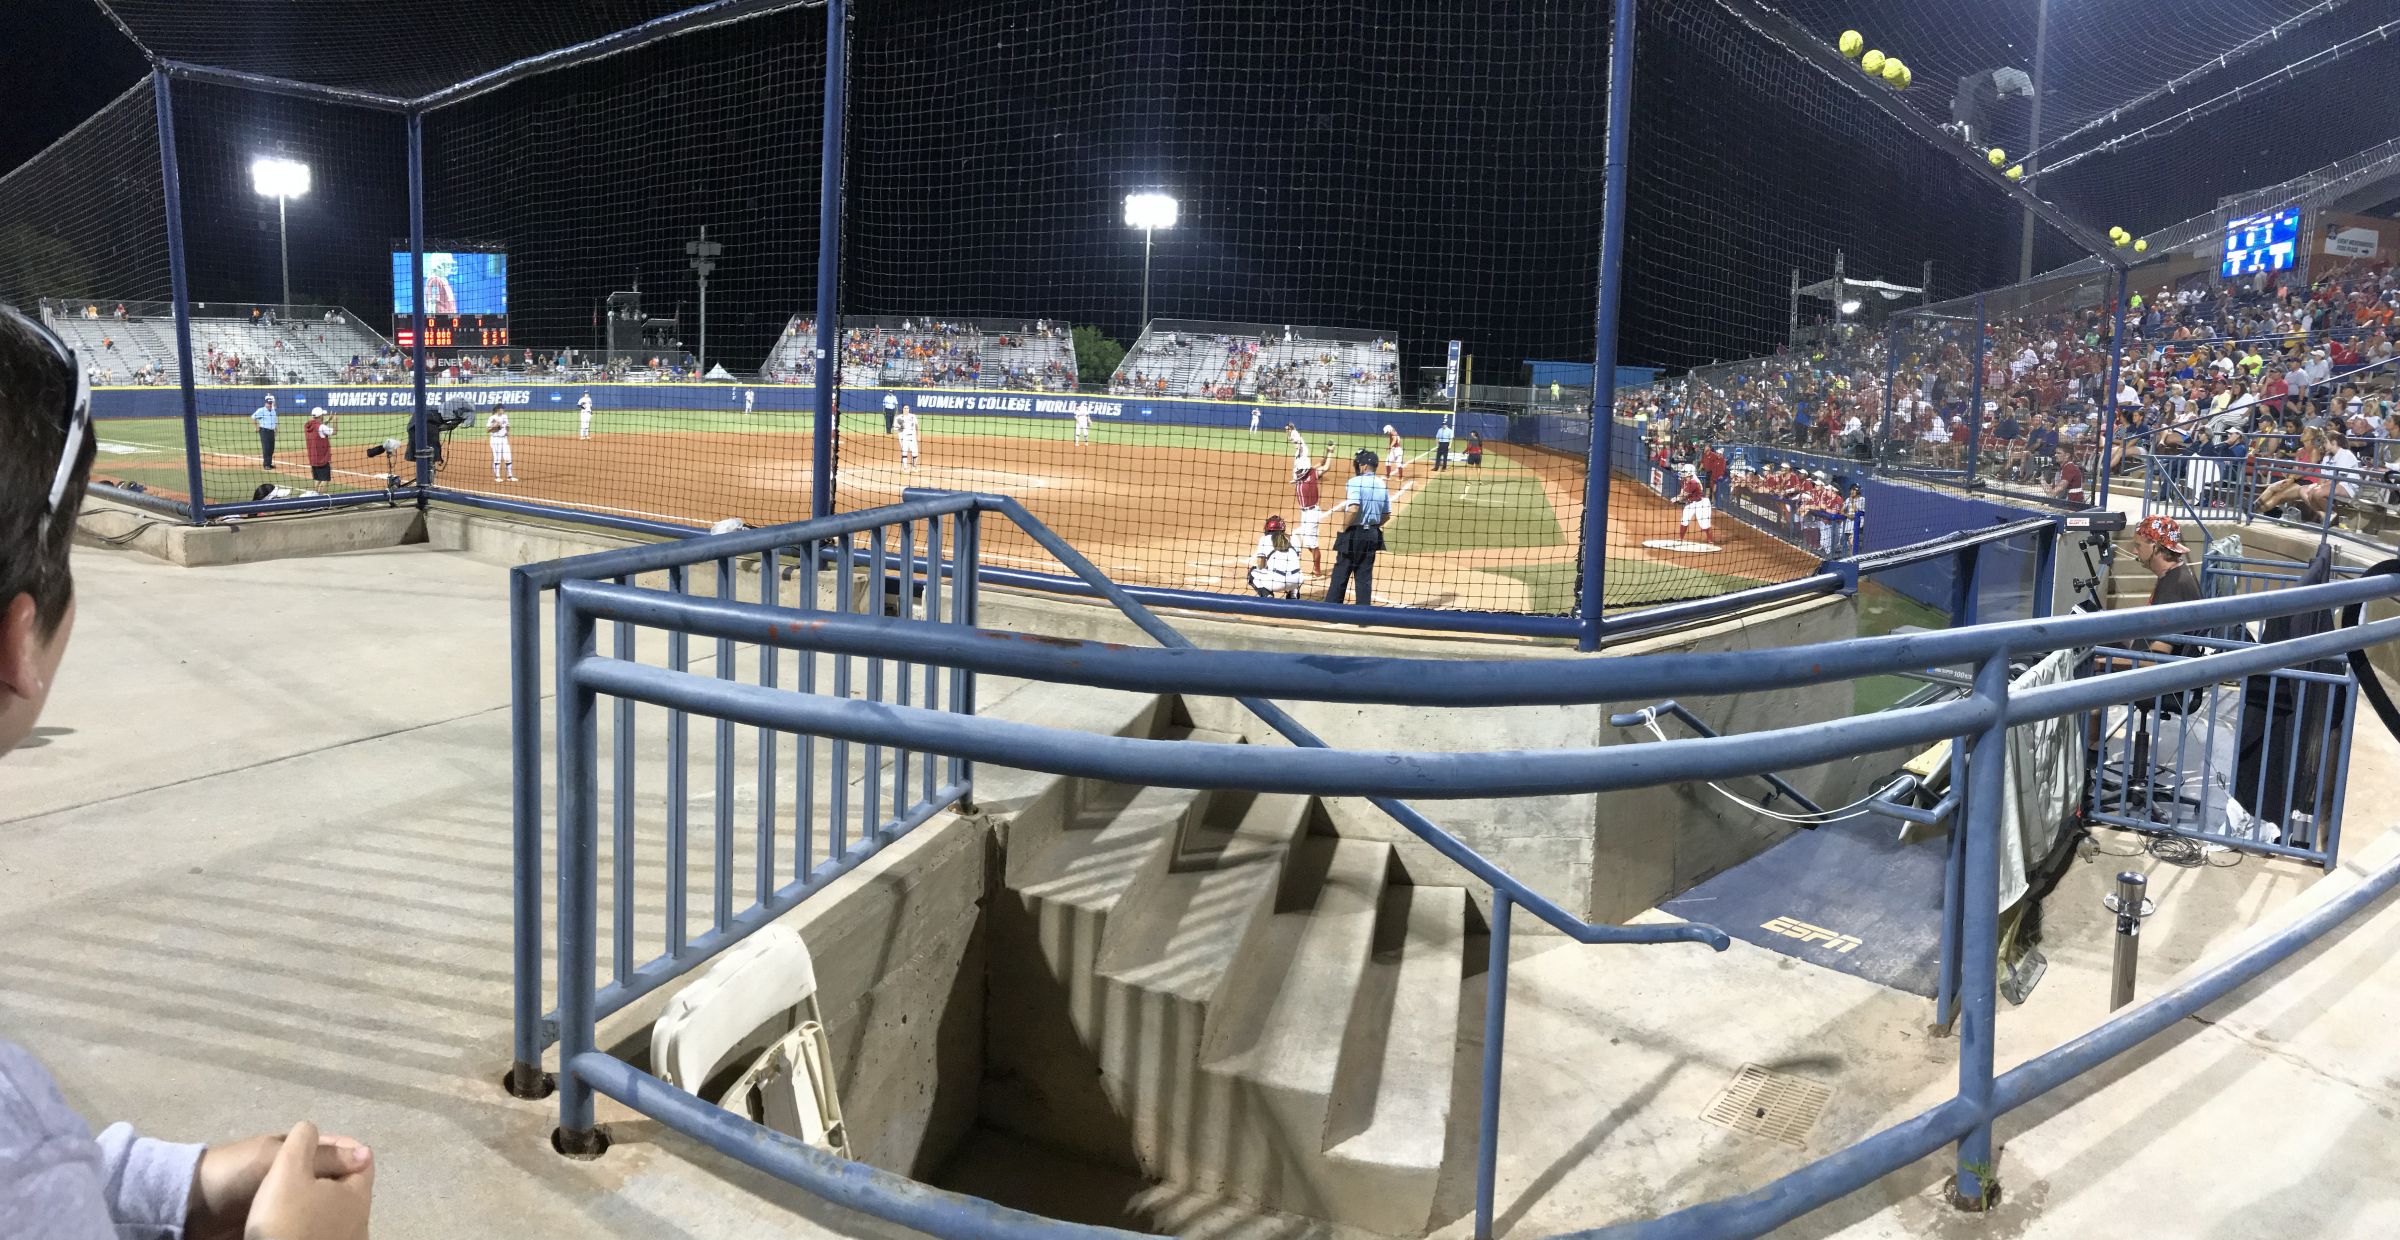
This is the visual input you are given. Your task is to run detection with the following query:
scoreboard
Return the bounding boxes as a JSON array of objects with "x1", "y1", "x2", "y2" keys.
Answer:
[
  {"x1": 2221, "y1": 208, "x2": 2300, "y2": 278},
  {"x1": 394, "y1": 313, "x2": 510, "y2": 349}
]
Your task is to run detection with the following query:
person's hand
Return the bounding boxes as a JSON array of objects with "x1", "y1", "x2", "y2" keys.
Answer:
[
  {"x1": 219, "y1": 1121, "x2": 373, "y2": 1240},
  {"x1": 188, "y1": 1128, "x2": 370, "y2": 1240}
]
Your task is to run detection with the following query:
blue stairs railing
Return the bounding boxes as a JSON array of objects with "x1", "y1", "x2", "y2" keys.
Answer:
[{"x1": 510, "y1": 489, "x2": 2400, "y2": 1240}]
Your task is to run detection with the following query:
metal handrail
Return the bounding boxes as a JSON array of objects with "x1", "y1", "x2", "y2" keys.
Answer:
[{"x1": 530, "y1": 490, "x2": 2400, "y2": 1240}]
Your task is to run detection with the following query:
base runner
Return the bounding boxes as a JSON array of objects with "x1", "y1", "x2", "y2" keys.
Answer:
[{"x1": 1383, "y1": 424, "x2": 1405, "y2": 478}]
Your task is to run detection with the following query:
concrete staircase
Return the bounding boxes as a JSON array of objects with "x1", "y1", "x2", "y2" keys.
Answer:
[{"x1": 976, "y1": 689, "x2": 1468, "y2": 1236}]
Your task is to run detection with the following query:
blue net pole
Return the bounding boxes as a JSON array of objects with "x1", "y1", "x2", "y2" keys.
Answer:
[
  {"x1": 810, "y1": 0, "x2": 847, "y2": 520},
  {"x1": 1581, "y1": 0, "x2": 1638, "y2": 649},
  {"x1": 152, "y1": 70, "x2": 208, "y2": 523}
]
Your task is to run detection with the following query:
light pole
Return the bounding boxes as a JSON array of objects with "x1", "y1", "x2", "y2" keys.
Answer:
[
  {"x1": 249, "y1": 157, "x2": 310, "y2": 319},
  {"x1": 2018, "y1": 0, "x2": 2049, "y2": 281},
  {"x1": 1123, "y1": 191, "x2": 1178, "y2": 331},
  {"x1": 685, "y1": 225, "x2": 721, "y2": 374}
]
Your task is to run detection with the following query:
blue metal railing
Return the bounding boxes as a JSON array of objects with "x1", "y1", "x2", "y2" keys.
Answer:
[
  {"x1": 506, "y1": 494, "x2": 984, "y2": 1098},
  {"x1": 516, "y1": 489, "x2": 2400, "y2": 1240}
]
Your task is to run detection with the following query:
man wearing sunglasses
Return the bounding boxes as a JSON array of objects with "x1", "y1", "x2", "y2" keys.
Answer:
[{"x1": 0, "y1": 306, "x2": 375, "y2": 1239}]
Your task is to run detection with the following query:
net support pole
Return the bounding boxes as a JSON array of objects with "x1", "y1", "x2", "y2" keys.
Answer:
[
  {"x1": 153, "y1": 66, "x2": 208, "y2": 524},
  {"x1": 408, "y1": 110, "x2": 431, "y2": 500},
  {"x1": 1878, "y1": 322, "x2": 1900, "y2": 450},
  {"x1": 810, "y1": 0, "x2": 848, "y2": 521},
  {"x1": 1962, "y1": 295, "x2": 1986, "y2": 488},
  {"x1": 1580, "y1": 0, "x2": 1637, "y2": 652},
  {"x1": 2097, "y1": 266, "x2": 2129, "y2": 505}
]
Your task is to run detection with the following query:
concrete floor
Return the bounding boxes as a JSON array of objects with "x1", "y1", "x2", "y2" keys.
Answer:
[{"x1": 5, "y1": 539, "x2": 2400, "y2": 1238}]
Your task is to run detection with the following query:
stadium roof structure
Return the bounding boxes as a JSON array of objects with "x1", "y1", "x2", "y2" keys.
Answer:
[{"x1": 88, "y1": 0, "x2": 822, "y2": 105}]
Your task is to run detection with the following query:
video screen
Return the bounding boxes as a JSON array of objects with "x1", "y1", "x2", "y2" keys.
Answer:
[
  {"x1": 393, "y1": 251, "x2": 508, "y2": 316},
  {"x1": 2221, "y1": 209, "x2": 2299, "y2": 278}
]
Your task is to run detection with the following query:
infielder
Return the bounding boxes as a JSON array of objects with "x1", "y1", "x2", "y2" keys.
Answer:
[
  {"x1": 578, "y1": 392, "x2": 594, "y2": 439},
  {"x1": 1675, "y1": 463, "x2": 1715, "y2": 544},
  {"x1": 486, "y1": 405, "x2": 517, "y2": 482},
  {"x1": 894, "y1": 404, "x2": 921, "y2": 471}
]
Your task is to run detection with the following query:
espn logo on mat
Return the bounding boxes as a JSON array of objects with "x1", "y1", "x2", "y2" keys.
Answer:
[{"x1": 1761, "y1": 916, "x2": 1862, "y2": 954}]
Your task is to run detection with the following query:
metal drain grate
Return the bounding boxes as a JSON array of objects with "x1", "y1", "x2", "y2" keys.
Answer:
[{"x1": 1700, "y1": 1063, "x2": 1832, "y2": 1147}]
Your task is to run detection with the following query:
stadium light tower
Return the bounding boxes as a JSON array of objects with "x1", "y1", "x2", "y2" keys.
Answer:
[
  {"x1": 686, "y1": 226, "x2": 722, "y2": 373},
  {"x1": 250, "y1": 157, "x2": 311, "y2": 319},
  {"x1": 1123, "y1": 191, "x2": 1178, "y2": 330}
]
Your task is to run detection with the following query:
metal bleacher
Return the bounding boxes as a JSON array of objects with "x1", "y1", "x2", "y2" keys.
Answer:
[
  {"x1": 1114, "y1": 319, "x2": 1402, "y2": 407},
  {"x1": 41, "y1": 299, "x2": 394, "y2": 385},
  {"x1": 827, "y1": 314, "x2": 1077, "y2": 391}
]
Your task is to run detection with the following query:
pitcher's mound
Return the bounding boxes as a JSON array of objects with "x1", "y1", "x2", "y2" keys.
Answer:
[{"x1": 1643, "y1": 538, "x2": 1722, "y2": 554}]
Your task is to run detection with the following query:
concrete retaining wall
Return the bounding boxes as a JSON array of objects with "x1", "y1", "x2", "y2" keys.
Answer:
[
  {"x1": 76, "y1": 495, "x2": 425, "y2": 566},
  {"x1": 427, "y1": 505, "x2": 1907, "y2": 931}
]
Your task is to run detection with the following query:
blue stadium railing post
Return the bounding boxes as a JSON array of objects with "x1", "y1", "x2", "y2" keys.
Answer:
[
  {"x1": 1962, "y1": 295, "x2": 1986, "y2": 489},
  {"x1": 152, "y1": 67, "x2": 208, "y2": 523},
  {"x1": 1579, "y1": 0, "x2": 1638, "y2": 651},
  {"x1": 1472, "y1": 891, "x2": 1512, "y2": 1240},
  {"x1": 553, "y1": 589, "x2": 604, "y2": 1157},
  {"x1": 1952, "y1": 654, "x2": 2011, "y2": 1210},
  {"x1": 810, "y1": 0, "x2": 848, "y2": 521},
  {"x1": 2032, "y1": 523, "x2": 2058, "y2": 619},
  {"x1": 506, "y1": 568, "x2": 549, "y2": 1098},
  {"x1": 408, "y1": 110, "x2": 431, "y2": 498},
  {"x1": 2097, "y1": 266, "x2": 2129, "y2": 505}
]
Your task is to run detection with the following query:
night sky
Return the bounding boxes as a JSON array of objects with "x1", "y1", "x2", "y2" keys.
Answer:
[{"x1": 4, "y1": 0, "x2": 2388, "y2": 378}]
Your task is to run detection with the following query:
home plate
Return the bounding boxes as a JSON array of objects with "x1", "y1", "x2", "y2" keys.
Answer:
[{"x1": 1643, "y1": 539, "x2": 1722, "y2": 554}]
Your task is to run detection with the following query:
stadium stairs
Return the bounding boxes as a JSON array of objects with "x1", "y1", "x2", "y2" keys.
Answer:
[{"x1": 973, "y1": 683, "x2": 1466, "y2": 1237}]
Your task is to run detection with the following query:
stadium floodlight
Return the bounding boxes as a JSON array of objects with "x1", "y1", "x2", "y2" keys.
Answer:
[
  {"x1": 1123, "y1": 191, "x2": 1179, "y2": 329},
  {"x1": 1839, "y1": 299, "x2": 1863, "y2": 316},
  {"x1": 250, "y1": 157, "x2": 312, "y2": 319}
]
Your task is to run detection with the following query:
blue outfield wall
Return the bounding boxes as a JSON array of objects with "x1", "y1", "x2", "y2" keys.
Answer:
[
  {"x1": 91, "y1": 380, "x2": 1507, "y2": 443},
  {"x1": 838, "y1": 385, "x2": 1506, "y2": 443}
]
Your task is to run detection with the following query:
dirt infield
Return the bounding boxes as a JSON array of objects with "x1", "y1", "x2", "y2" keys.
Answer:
[{"x1": 126, "y1": 414, "x2": 1819, "y2": 613}]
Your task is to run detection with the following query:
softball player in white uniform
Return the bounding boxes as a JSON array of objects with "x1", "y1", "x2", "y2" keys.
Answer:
[
  {"x1": 894, "y1": 406, "x2": 921, "y2": 471},
  {"x1": 1383, "y1": 424, "x2": 1404, "y2": 478},
  {"x1": 578, "y1": 392, "x2": 593, "y2": 439},
  {"x1": 1074, "y1": 407, "x2": 1092, "y2": 445},
  {"x1": 486, "y1": 408, "x2": 516, "y2": 481}
]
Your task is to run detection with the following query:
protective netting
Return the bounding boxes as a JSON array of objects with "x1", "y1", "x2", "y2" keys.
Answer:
[
  {"x1": 412, "y1": 10, "x2": 828, "y2": 522},
  {"x1": 0, "y1": 78, "x2": 167, "y2": 324},
  {"x1": 832, "y1": 0, "x2": 1609, "y2": 614},
  {"x1": 89, "y1": 0, "x2": 727, "y2": 100}
]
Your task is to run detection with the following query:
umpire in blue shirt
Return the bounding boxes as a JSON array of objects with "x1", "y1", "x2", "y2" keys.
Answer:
[
  {"x1": 1327, "y1": 449, "x2": 1390, "y2": 605},
  {"x1": 251, "y1": 394, "x2": 279, "y2": 471}
]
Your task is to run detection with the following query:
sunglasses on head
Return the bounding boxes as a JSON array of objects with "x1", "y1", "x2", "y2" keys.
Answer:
[{"x1": 1, "y1": 304, "x2": 94, "y2": 543}]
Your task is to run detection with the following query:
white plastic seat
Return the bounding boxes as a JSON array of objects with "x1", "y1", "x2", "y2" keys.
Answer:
[{"x1": 650, "y1": 924, "x2": 850, "y2": 1157}]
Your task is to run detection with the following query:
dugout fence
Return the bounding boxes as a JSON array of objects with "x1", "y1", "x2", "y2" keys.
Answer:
[{"x1": 9, "y1": 0, "x2": 2394, "y2": 647}]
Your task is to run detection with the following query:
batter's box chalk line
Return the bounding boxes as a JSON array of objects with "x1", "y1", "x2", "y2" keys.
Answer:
[{"x1": 1642, "y1": 538, "x2": 1723, "y2": 554}]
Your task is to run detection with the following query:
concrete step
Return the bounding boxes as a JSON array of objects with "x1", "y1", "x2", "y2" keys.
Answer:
[
  {"x1": 974, "y1": 684, "x2": 1169, "y2": 871},
  {"x1": 1098, "y1": 790, "x2": 1313, "y2": 1002},
  {"x1": 1319, "y1": 884, "x2": 1467, "y2": 1234},
  {"x1": 1199, "y1": 837, "x2": 1393, "y2": 1221},
  {"x1": 1007, "y1": 726, "x2": 1243, "y2": 906}
]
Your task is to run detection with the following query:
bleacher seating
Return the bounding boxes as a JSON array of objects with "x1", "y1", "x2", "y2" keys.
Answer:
[
  {"x1": 828, "y1": 315, "x2": 1077, "y2": 391},
  {"x1": 1112, "y1": 320, "x2": 1401, "y2": 407},
  {"x1": 38, "y1": 300, "x2": 396, "y2": 386}
]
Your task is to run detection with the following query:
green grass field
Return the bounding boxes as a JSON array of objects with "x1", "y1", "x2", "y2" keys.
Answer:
[{"x1": 1383, "y1": 469, "x2": 1565, "y2": 554}]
